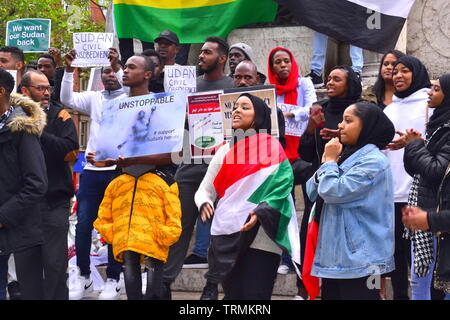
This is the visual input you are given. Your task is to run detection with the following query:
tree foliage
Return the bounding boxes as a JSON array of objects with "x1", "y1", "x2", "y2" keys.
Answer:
[{"x1": 0, "y1": 0, "x2": 105, "y2": 62}]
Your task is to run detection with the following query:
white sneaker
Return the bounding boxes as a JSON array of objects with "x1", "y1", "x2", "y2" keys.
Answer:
[
  {"x1": 98, "y1": 278, "x2": 121, "y2": 300},
  {"x1": 141, "y1": 272, "x2": 147, "y2": 295},
  {"x1": 69, "y1": 271, "x2": 94, "y2": 300},
  {"x1": 293, "y1": 295, "x2": 305, "y2": 300},
  {"x1": 277, "y1": 264, "x2": 290, "y2": 275}
]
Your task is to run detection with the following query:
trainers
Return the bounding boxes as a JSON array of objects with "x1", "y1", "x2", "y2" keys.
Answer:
[
  {"x1": 69, "y1": 272, "x2": 93, "y2": 300},
  {"x1": 182, "y1": 253, "x2": 208, "y2": 269},
  {"x1": 277, "y1": 264, "x2": 291, "y2": 275},
  {"x1": 98, "y1": 278, "x2": 121, "y2": 300},
  {"x1": 7, "y1": 281, "x2": 21, "y2": 300},
  {"x1": 200, "y1": 282, "x2": 218, "y2": 300},
  {"x1": 306, "y1": 71, "x2": 324, "y2": 88}
]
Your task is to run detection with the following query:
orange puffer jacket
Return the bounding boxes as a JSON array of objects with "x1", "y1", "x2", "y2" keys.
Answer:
[{"x1": 94, "y1": 170, "x2": 181, "y2": 263}]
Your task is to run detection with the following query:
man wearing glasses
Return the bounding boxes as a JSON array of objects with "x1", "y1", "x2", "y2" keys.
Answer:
[{"x1": 21, "y1": 70, "x2": 79, "y2": 300}]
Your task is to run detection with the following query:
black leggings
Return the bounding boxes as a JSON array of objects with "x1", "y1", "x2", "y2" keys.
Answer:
[{"x1": 122, "y1": 251, "x2": 164, "y2": 300}]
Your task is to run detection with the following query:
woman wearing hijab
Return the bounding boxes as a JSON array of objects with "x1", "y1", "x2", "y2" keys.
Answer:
[
  {"x1": 306, "y1": 101, "x2": 395, "y2": 300},
  {"x1": 194, "y1": 93, "x2": 300, "y2": 300},
  {"x1": 383, "y1": 56, "x2": 432, "y2": 300},
  {"x1": 268, "y1": 47, "x2": 317, "y2": 164},
  {"x1": 372, "y1": 50, "x2": 406, "y2": 109},
  {"x1": 299, "y1": 65, "x2": 362, "y2": 299},
  {"x1": 402, "y1": 74, "x2": 450, "y2": 299},
  {"x1": 268, "y1": 47, "x2": 317, "y2": 283}
]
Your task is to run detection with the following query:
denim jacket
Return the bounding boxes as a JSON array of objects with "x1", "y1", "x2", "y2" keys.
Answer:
[{"x1": 306, "y1": 144, "x2": 395, "y2": 279}]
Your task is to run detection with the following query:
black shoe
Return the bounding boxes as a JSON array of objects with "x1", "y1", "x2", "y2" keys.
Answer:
[
  {"x1": 161, "y1": 282, "x2": 172, "y2": 300},
  {"x1": 306, "y1": 71, "x2": 324, "y2": 88},
  {"x1": 7, "y1": 281, "x2": 21, "y2": 300},
  {"x1": 200, "y1": 282, "x2": 218, "y2": 300},
  {"x1": 182, "y1": 254, "x2": 208, "y2": 269}
]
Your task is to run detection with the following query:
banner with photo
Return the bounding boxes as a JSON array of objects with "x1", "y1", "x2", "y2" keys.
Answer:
[
  {"x1": 219, "y1": 86, "x2": 279, "y2": 141},
  {"x1": 95, "y1": 92, "x2": 187, "y2": 160},
  {"x1": 187, "y1": 91, "x2": 224, "y2": 159}
]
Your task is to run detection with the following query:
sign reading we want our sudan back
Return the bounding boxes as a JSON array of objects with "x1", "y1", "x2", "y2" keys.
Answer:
[{"x1": 6, "y1": 19, "x2": 51, "y2": 53}]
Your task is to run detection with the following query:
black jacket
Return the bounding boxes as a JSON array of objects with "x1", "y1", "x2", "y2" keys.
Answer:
[
  {"x1": 0, "y1": 94, "x2": 48, "y2": 255},
  {"x1": 41, "y1": 103, "x2": 79, "y2": 207},
  {"x1": 428, "y1": 164, "x2": 450, "y2": 290},
  {"x1": 404, "y1": 123, "x2": 450, "y2": 210}
]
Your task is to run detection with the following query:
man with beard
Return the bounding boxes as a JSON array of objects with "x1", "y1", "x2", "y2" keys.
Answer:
[
  {"x1": 197, "y1": 36, "x2": 234, "y2": 91},
  {"x1": 161, "y1": 36, "x2": 234, "y2": 301},
  {"x1": 154, "y1": 30, "x2": 180, "y2": 71},
  {"x1": 21, "y1": 70, "x2": 79, "y2": 299}
]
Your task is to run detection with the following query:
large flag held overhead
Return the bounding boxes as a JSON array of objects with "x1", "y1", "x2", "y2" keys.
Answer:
[
  {"x1": 113, "y1": 0, "x2": 278, "y2": 44},
  {"x1": 275, "y1": 0, "x2": 416, "y2": 53},
  {"x1": 206, "y1": 133, "x2": 301, "y2": 283}
]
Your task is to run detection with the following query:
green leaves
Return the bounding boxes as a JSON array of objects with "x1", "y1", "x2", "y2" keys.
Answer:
[{"x1": 0, "y1": 0, "x2": 105, "y2": 62}]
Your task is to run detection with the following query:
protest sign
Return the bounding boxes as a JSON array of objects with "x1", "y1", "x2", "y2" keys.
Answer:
[
  {"x1": 6, "y1": 19, "x2": 51, "y2": 53},
  {"x1": 72, "y1": 33, "x2": 114, "y2": 67},
  {"x1": 219, "y1": 86, "x2": 279, "y2": 141},
  {"x1": 164, "y1": 65, "x2": 196, "y2": 93},
  {"x1": 5, "y1": 70, "x2": 18, "y2": 92},
  {"x1": 95, "y1": 92, "x2": 187, "y2": 160},
  {"x1": 278, "y1": 103, "x2": 309, "y2": 137},
  {"x1": 87, "y1": 68, "x2": 104, "y2": 91},
  {"x1": 187, "y1": 91, "x2": 224, "y2": 159}
]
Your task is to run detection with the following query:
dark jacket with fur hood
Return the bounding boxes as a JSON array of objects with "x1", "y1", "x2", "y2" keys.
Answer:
[{"x1": 0, "y1": 94, "x2": 48, "y2": 255}]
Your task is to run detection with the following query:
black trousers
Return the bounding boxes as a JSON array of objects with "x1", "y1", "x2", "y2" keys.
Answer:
[
  {"x1": 14, "y1": 245, "x2": 44, "y2": 300},
  {"x1": 321, "y1": 276, "x2": 380, "y2": 300},
  {"x1": 41, "y1": 200, "x2": 70, "y2": 300},
  {"x1": 222, "y1": 248, "x2": 280, "y2": 300},
  {"x1": 385, "y1": 202, "x2": 411, "y2": 300},
  {"x1": 163, "y1": 182, "x2": 201, "y2": 285},
  {"x1": 123, "y1": 251, "x2": 164, "y2": 300}
]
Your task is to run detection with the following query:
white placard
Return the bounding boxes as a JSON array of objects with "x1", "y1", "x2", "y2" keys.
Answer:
[
  {"x1": 164, "y1": 65, "x2": 196, "y2": 93},
  {"x1": 278, "y1": 103, "x2": 309, "y2": 137},
  {"x1": 72, "y1": 32, "x2": 114, "y2": 67}
]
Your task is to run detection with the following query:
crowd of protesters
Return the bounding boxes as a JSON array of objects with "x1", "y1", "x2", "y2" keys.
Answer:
[{"x1": 0, "y1": 24, "x2": 449, "y2": 301}]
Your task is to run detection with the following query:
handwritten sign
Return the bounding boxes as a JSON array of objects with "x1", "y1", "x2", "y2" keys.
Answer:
[
  {"x1": 95, "y1": 92, "x2": 187, "y2": 160},
  {"x1": 187, "y1": 91, "x2": 224, "y2": 159},
  {"x1": 72, "y1": 33, "x2": 114, "y2": 67},
  {"x1": 278, "y1": 103, "x2": 309, "y2": 137},
  {"x1": 6, "y1": 19, "x2": 51, "y2": 53},
  {"x1": 164, "y1": 65, "x2": 196, "y2": 93}
]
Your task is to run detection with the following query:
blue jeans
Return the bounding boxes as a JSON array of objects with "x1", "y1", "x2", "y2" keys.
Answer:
[
  {"x1": 311, "y1": 31, "x2": 364, "y2": 75},
  {"x1": 410, "y1": 237, "x2": 437, "y2": 300},
  {"x1": 75, "y1": 170, "x2": 122, "y2": 281},
  {"x1": 0, "y1": 255, "x2": 7, "y2": 300},
  {"x1": 192, "y1": 216, "x2": 211, "y2": 258}
]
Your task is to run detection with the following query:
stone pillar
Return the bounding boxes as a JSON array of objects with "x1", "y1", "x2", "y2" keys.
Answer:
[
  {"x1": 406, "y1": 0, "x2": 450, "y2": 79},
  {"x1": 227, "y1": 26, "x2": 315, "y2": 77}
]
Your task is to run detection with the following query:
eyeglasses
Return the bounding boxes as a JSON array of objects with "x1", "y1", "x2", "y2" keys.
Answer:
[{"x1": 29, "y1": 85, "x2": 54, "y2": 93}]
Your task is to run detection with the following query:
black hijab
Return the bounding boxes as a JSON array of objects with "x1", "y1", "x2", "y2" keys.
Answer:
[
  {"x1": 323, "y1": 65, "x2": 362, "y2": 130},
  {"x1": 427, "y1": 73, "x2": 450, "y2": 136},
  {"x1": 233, "y1": 93, "x2": 272, "y2": 132},
  {"x1": 338, "y1": 101, "x2": 395, "y2": 165},
  {"x1": 393, "y1": 56, "x2": 431, "y2": 99}
]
